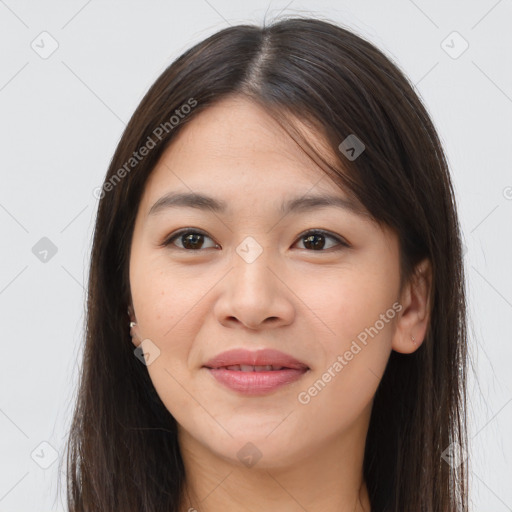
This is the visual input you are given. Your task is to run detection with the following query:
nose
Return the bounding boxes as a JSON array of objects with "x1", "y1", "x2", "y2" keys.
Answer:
[{"x1": 214, "y1": 248, "x2": 296, "y2": 331}]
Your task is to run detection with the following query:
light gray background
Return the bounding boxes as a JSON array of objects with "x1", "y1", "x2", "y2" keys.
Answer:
[{"x1": 0, "y1": 1, "x2": 511, "y2": 510}]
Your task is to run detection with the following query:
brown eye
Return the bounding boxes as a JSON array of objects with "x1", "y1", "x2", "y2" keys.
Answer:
[
  {"x1": 294, "y1": 230, "x2": 349, "y2": 251},
  {"x1": 162, "y1": 228, "x2": 349, "y2": 252},
  {"x1": 163, "y1": 230, "x2": 219, "y2": 250}
]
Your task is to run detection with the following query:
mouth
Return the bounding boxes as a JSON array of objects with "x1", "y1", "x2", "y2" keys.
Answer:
[
  {"x1": 205, "y1": 364, "x2": 302, "y2": 371},
  {"x1": 204, "y1": 366, "x2": 309, "y2": 396},
  {"x1": 203, "y1": 348, "x2": 309, "y2": 372},
  {"x1": 202, "y1": 348, "x2": 310, "y2": 395}
]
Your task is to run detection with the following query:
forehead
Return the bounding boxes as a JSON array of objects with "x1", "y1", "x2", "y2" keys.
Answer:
[
  {"x1": 169, "y1": 95, "x2": 332, "y2": 163},
  {"x1": 138, "y1": 95, "x2": 361, "y2": 216}
]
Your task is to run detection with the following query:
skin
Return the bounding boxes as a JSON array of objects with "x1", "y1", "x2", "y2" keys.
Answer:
[{"x1": 128, "y1": 95, "x2": 432, "y2": 512}]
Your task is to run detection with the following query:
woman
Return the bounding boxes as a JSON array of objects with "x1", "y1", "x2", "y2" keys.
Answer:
[{"x1": 65, "y1": 16, "x2": 469, "y2": 512}]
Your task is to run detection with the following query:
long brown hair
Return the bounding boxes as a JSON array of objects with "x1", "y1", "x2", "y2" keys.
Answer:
[{"x1": 64, "y1": 15, "x2": 469, "y2": 511}]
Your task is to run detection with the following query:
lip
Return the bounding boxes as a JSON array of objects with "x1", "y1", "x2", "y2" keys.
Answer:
[
  {"x1": 206, "y1": 367, "x2": 308, "y2": 395},
  {"x1": 203, "y1": 348, "x2": 309, "y2": 396},
  {"x1": 203, "y1": 348, "x2": 309, "y2": 371}
]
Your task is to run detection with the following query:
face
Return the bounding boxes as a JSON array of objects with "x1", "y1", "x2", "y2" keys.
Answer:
[{"x1": 128, "y1": 95, "x2": 405, "y2": 468}]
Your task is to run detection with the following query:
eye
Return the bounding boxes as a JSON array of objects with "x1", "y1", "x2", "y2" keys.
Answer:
[
  {"x1": 293, "y1": 229, "x2": 349, "y2": 251},
  {"x1": 161, "y1": 228, "x2": 349, "y2": 252},
  {"x1": 162, "y1": 229, "x2": 219, "y2": 251}
]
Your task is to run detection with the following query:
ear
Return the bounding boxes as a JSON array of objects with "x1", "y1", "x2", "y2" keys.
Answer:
[
  {"x1": 127, "y1": 303, "x2": 140, "y2": 347},
  {"x1": 392, "y1": 258, "x2": 432, "y2": 354},
  {"x1": 127, "y1": 303, "x2": 136, "y2": 323}
]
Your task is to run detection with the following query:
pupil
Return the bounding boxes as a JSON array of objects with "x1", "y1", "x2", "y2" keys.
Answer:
[
  {"x1": 180, "y1": 233, "x2": 325, "y2": 250},
  {"x1": 304, "y1": 233, "x2": 325, "y2": 250},
  {"x1": 183, "y1": 233, "x2": 203, "y2": 249}
]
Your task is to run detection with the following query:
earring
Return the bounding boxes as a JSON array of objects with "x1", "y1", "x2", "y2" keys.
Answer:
[
  {"x1": 411, "y1": 335, "x2": 416, "y2": 344},
  {"x1": 128, "y1": 307, "x2": 136, "y2": 329}
]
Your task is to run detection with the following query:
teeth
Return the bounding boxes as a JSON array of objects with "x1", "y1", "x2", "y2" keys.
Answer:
[{"x1": 223, "y1": 365, "x2": 285, "y2": 371}]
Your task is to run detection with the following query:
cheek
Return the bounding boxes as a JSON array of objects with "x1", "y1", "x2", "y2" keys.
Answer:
[
  {"x1": 296, "y1": 296, "x2": 394, "y2": 428},
  {"x1": 297, "y1": 263, "x2": 398, "y2": 411},
  {"x1": 294, "y1": 263, "x2": 399, "y2": 348},
  {"x1": 130, "y1": 255, "x2": 198, "y2": 340},
  {"x1": 129, "y1": 257, "x2": 216, "y2": 392},
  {"x1": 292, "y1": 265, "x2": 397, "y2": 410},
  {"x1": 130, "y1": 262, "x2": 201, "y2": 414}
]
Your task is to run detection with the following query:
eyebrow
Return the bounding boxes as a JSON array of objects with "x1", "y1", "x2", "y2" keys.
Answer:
[{"x1": 147, "y1": 191, "x2": 369, "y2": 218}]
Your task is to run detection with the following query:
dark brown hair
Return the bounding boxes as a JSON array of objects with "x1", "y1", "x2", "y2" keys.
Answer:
[{"x1": 63, "y1": 15, "x2": 469, "y2": 511}]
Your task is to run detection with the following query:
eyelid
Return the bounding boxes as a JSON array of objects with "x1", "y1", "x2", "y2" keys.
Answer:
[
  {"x1": 160, "y1": 227, "x2": 219, "y2": 249},
  {"x1": 294, "y1": 228, "x2": 350, "y2": 249},
  {"x1": 161, "y1": 228, "x2": 350, "y2": 250}
]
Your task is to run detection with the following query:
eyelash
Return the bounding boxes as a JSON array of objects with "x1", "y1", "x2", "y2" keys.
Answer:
[{"x1": 161, "y1": 228, "x2": 350, "y2": 252}]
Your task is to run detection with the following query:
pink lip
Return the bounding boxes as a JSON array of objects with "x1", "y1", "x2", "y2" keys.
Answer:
[
  {"x1": 203, "y1": 348, "x2": 308, "y2": 370},
  {"x1": 206, "y1": 367, "x2": 308, "y2": 395},
  {"x1": 203, "y1": 348, "x2": 309, "y2": 396}
]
